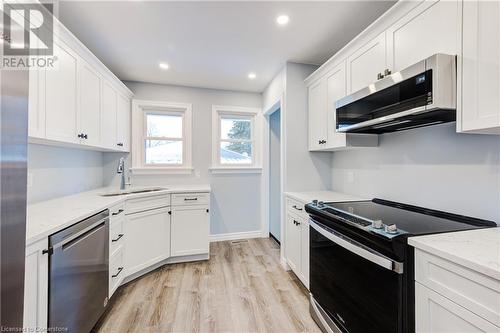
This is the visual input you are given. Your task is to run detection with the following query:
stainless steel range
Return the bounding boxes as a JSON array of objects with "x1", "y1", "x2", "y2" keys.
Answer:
[{"x1": 305, "y1": 199, "x2": 496, "y2": 333}]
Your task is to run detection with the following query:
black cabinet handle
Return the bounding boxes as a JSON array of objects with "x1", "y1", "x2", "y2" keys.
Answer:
[
  {"x1": 42, "y1": 248, "x2": 53, "y2": 255},
  {"x1": 111, "y1": 234, "x2": 124, "y2": 242},
  {"x1": 293, "y1": 220, "x2": 301, "y2": 226},
  {"x1": 83, "y1": 134, "x2": 88, "y2": 139},
  {"x1": 184, "y1": 198, "x2": 198, "y2": 201},
  {"x1": 77, "y1": 133, "x2": 83, "y2": 138},
  {"x1": 293, "y1": 205, "x2": 303, "y2": 211},
  {"x1": 384, "y1": 68, "x2": 392, "y2": 76},
  {"x1": 112, "y1": 209, "x2": 124, "y2": 216},
  {"x1": 117, "y1": 143, "x2": 124, "y2": 147},
  {"x1": 318, "y1": 140, "x2": 326, "y2": 144},
  {"x1": 112, "y1": 267, "x2": 123, "y2": 278},
  {"x1": 377, "y1": 72, "x2": 384, "y2": 80},
  {"x1": 206, "y1": 209, "x2": 209, "y2": 213}
]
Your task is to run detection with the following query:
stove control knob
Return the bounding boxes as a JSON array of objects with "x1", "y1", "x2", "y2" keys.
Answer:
[
  {"x1": 312, "y1": 200, "x2": 318, "y2": 206},
  {"x1": 385, "y1": 224, "x2": 398, "y2": 234},
  {"x1": 372, "y1": 220, "x2": 383, "y2": 229},
  {"x1": 318, "y1": 201, "x2": 324, "y2": 207}
]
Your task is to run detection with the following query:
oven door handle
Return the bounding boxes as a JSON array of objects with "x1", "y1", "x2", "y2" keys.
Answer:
[{"x1": 310, "y1": 220, "x2": 404, "y2": 274}]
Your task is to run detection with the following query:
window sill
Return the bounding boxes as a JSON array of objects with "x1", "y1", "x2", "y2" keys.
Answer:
[
  {"x1": 209, "y1": 166, "x2": 262, "y2": 174},
  {"x1": 130, "y1": 167, "x2": 194, "y2": 175}
]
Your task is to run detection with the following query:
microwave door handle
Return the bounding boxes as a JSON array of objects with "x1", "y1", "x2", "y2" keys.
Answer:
[{"x1": 310, "y1": 220, "x2": 403, "y2": 274}]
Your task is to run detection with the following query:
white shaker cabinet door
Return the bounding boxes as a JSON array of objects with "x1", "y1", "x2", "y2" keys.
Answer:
[
  {"x1": 285, "y1": 213, "x2": 301, "y2": 274},
  {"x1": 325, "y1": 61, "x2": 347, "y2": 149},
  {"x1": 347, "y1": 33, "x2": 387, "y2": 94},
  {"x1": 308, "y1": 79, "x2": 327, "y2": 151},
  {"x1": 386, "y1": 0, "x2": 460, "y2": 73},
  {"x1": 79, "y1": 61, "x2": 101, "y2": 146},
  {"x1": 124, "y1": 207, "x2": 171, "y2": 276},
  {"x1": 101, "y1": 80, "x2": 118, "y2": 149},
  {"x1": 116, "y1": 93, "x2": 131, "y2": 152},
  {"x1": 415, "y1": 283, "x2": 499, "y2": 333},
  {"x1": 23, "y1": 239, "x2": 48, "y2": 331},
  {"x1": 171, "y1": 206, "x2": 209, "y2": 256},
  {"x1": 460, "y1": 0, "x2": 500, "y2": 134},
  {"x1": 45, "y1": 40, "x2": 79, "y2": 144}
]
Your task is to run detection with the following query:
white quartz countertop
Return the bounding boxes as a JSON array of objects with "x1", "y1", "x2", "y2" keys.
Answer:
[
  {"x1": 284, "y1": 191, "x2": 365, "y2": 204},
  {"x1": 409, "y1": 228, "x2": 500, "y2": 281},
  {"x1": 26, "y1": 185, "x2": 210, "y2": 246}
]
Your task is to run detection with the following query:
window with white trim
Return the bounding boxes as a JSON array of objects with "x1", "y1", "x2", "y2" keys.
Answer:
[
  {"x1": 131, "y1": 100, "x2": 192, "y2": 173},
  {"x1": 212, "y1": 105, "x2": 261, "y2": 171}
]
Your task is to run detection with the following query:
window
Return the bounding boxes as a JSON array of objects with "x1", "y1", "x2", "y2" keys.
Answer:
[
  {"x1": 145, "y1": 113, "x2": 183, "y2": 165},
  {"x1": 132, "y1": 100, "x2": 192, "y2": 173},
  {"x1": 212, "y1": 105, "x2": 261, "y2": 172}
]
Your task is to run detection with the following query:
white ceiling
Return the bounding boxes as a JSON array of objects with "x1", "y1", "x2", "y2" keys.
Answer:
[{"x1": 58, "y1": 1, "x2": 395, "y2": 93}]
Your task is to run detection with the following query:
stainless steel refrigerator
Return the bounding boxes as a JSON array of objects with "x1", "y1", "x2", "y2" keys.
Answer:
[{"x1": 0, "y1": 20, "x2": 28, "y2": 331}]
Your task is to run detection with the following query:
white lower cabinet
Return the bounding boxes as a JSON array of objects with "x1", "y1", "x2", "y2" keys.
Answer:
[
  {"x1": 414, "y1": 249, "x2": 500, "y2": 332},
  {"x1": 23, "y1": 239, "x2": 48, "y2": 331},
  {"x1": 416, "y1": 283, "x2": 499, "y2": 333},
  {"x1": 171, "y1": 206, "x2": 210, "y2": 256},
  {"x1": 109, "y1": 247, "x2": 125, "y2": 297},
  {"x1": 124, "y1": 206, "x2": 171, "y2": 276},
  {"x1": 284, "y1": 197, "x2": 310, "y2": 288}
]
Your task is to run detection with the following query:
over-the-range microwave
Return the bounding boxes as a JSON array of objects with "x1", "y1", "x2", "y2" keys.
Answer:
[{"x1": 336, "y1": 53, "x2": 456, "y2": 134}]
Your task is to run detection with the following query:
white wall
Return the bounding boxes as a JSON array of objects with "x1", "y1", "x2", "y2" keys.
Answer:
[
  {"x1": 27, "y1": 144, "x2": 104, "y2": 203},
  {"x1": 105, "y1": 81, "x2": 263, "y2": 236},
  {"x1": 331, "y1": 123, "x2": 500, "y2": 222}
]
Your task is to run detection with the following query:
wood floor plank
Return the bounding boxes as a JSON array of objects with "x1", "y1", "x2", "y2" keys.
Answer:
[{"x1": 94, "y1": 238, "x2": 320, "y2": 333}]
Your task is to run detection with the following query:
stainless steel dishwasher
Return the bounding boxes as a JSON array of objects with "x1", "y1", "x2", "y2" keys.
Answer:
[{"x1": 48, "y1": 210, "x2": 109, "y2": 333}]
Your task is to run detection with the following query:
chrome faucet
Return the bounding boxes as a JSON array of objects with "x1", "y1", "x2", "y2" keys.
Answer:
[{"x1": 117, "y1": 157, "x2": 129, "y2": 190}]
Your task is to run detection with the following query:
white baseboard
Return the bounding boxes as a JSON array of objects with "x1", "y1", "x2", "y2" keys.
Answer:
[{"x1": 209, "y1": 230, "x2": 266, "y2": 242}]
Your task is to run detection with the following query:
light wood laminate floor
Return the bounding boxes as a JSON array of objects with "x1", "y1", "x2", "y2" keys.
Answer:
[{"x1": 94, "y1": 238, "x2": 321, "y2": 333}]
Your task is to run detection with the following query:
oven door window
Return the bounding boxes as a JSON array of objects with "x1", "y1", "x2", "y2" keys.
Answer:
[{"x1": 310, "y1": 222, "x2": 403, "y2": 333}]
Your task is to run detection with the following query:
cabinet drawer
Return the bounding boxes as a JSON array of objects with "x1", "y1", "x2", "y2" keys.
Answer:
[
  {"x1": 415, "y1": 249, "x2": 500, "y2": 326},
  {"x1": 171, "y1": 193, "x2": 209, "y2": 206},
  {"x1": 109, "y1": 203, "x2": 125, "y2": 218},
  {"x1": 416, "y1": 282, "x2": 499, "y2": 333},
  {"x1": 286, "y1": 198, "x2": 308, "y2": 219},
  {"x1": 125, "y1": 194, "x2": 170, "y2": 215},
  {"x1": 109, "y1": 215, "x2": 124, "y2": 257},
  {"x1": 109, "y1": 247, "x2": 124, "y2": 298}
]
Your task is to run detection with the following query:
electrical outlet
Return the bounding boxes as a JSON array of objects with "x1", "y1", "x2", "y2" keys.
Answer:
[{"x1": 347, "y1": 171, "x2": 354, "y2": 183}]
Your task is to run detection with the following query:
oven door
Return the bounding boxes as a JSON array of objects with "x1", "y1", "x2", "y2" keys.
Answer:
[{"x1": 309, "y1": 219, "x2": 404, "y2": 333}]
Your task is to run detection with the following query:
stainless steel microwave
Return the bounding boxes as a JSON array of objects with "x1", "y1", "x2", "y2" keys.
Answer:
[{"x1": 335, "y1": 53, "x2": 456, "y2": 134}]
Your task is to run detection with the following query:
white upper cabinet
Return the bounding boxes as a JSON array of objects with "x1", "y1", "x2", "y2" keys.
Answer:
[
  {"x1": 44, "y1": 40, "x2": 79, "y2": 144},
  {"x1": 116, "y1": 93, "x2": 131, "y2": 152},
  {"x1": 307, "y1": 60, "x2": 378, "y2": 152},
  {"x1": 100, "y1": 80, "x2": 118, "y2": 150},
  {"x1": 460, "y1": 0, "x2": 500, "y2": 134},
  {"x1": 308, "y1": 79, "x2": 328, "y2": 150},
  {"x1": 27, "y1": 14, "x2": 133, "y2": 150},
  {"x1": 347, "y1": 33, "x2": 387, "y2": 93},
  {"x1": 79, "y1": 61, "x2": 102, "y2": 146},
  {"x1": 326, "y1": 62, "x2": 347, "y2": 148},
  {"x1": 386, "y1": 0, "x2": 461, "y2": 73}
]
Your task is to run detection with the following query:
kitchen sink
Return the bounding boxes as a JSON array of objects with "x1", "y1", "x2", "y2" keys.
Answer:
[{"x1": 100, "y1": 187, "x2": 167, "y2": 197}]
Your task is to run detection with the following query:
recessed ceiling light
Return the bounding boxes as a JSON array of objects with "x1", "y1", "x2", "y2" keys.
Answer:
[
  {"x1": 159, "y1": 62, "x2": 169, "y2": 70},
  {"x1": 248, "y1": 72, "x2": 256, "y2": 79},
  {"x1": 276, "y1": 15, "x2": 289, "y2": 26}
]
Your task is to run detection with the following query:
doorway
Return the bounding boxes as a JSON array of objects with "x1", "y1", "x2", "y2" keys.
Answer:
[{"x1": 269, "y1": 109, "x2": 281, "y2": 243}]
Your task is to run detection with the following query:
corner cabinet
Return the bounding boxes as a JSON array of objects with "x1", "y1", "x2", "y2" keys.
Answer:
[
  {"x1": 307, "y1": 60, "x2": 378, "y2": 152},
  {"x1": 28, "y1": 14, "x2": 133, "y2": 151},
  {"x1": 459, "y1": 0, "x2": 500, "y2": 134}
]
